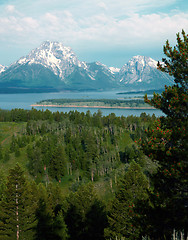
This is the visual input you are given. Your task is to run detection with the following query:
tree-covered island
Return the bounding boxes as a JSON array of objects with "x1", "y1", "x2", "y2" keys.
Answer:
[{"x1": 32, "y1": 98, "x2": 155, "y2": 109}]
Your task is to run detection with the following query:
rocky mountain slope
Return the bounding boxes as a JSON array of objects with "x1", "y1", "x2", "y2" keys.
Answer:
[
  {"x1": 0, "y1": 41, "x2": 174, "y2": 92},
  {"x1": 118, "y1": 55, "x2": 174, "y2": 90}
]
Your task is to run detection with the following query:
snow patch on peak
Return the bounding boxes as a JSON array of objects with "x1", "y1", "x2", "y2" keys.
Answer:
[
  {"x1": 95, "y1": 61, "x2": 107, "y2": 67},
  {"x1": 18, "y1": 57, "x2": 28, "y2": 64},
  {"x1": 132, "y1": 55, "x2": 145, "y2": 64},
  {"x1": 94, "y1": 61, "x2": 113, "y2": 74},
  {"x1": 0, "y1": 64, "x2": 6, "y2": 73},
  {"x1": 132, "y1": 55, "x2": 144, "y2": 61},
  {"x1": 81, "y1": 62, "x2": 88, "y2": 70},
  {"x1": 88, "y1": 73, "x2": 96, "y2": 80},
  {"x1": 109, "y1": 67, "x2": 120, "y2": 74},
  {"x1": 132, "y1": 55, "x2": 141, "y2": 59},
  {"x1": 130, "y1": 56, "x2": 158, "y2": 69},
  {"x1": 148, "y1": 58, "x2": 157, "y2": 68}
]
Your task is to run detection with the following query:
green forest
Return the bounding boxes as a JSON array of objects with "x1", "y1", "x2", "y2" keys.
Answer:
[
  {"x1": 0, "y1": 31, "x2": 187, "y2": 240},
  {"x1": 33, "y1": 98, "x2": 152, "y2": 109}
]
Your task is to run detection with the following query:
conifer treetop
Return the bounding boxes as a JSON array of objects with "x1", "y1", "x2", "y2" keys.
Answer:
[{"x1": 157, "y1": 29, "x2": 188, "y2": 90}]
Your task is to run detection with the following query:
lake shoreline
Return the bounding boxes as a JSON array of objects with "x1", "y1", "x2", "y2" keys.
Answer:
[{"x1": 31, "y1": 104, "x2": 155, "y2": 110}]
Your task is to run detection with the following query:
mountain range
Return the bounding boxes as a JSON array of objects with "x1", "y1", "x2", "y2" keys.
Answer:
[{"x1": 0, "y1": 41, "x2": 174, "y2": 92}]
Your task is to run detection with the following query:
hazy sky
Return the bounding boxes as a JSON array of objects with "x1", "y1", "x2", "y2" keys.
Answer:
[{"x1": 0, "y1": 0, "x2": 188, "y2": 67}]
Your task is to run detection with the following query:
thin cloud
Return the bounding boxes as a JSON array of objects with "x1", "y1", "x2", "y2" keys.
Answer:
[
  {"x1": 0, "y1": 0, "x2": 187, "y2": 66},
  {"x1": 1, "y1": 5, "x2": 187, "y2": 45},
  {"x1": 44, "y1": 13, "x2": 59, "y2": 25},
  {"x1": 6, "y1": 5, "x2": 15, "y2": 12},
  {"x1": 97, "y1": 2, "x2": 108, "y2": 11}
]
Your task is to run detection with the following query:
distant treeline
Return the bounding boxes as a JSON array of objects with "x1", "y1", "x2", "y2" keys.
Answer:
[
  {"x1": 0, "y1": 107, "x2": 155, "y2": 126},
  {"x1": 36, "y1": 98, "x2": 152, "y2": 108},
  {"x1": 116, "y1": 89, "x2": 164, "y2": 95}
]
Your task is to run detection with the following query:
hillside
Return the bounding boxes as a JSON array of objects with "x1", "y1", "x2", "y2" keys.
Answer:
[{"x1": 0, "y1": 108, "x2": 155, "y2": 195}]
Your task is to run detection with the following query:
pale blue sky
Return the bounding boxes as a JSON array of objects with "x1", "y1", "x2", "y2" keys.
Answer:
[{"x1": 0, "y1": 0, "x2": 188, "y2": 67}]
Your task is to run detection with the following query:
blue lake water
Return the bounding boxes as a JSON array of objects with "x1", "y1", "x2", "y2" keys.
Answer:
[{"x1": 0, "y1": 91, "x2": 163, "y2": 117}]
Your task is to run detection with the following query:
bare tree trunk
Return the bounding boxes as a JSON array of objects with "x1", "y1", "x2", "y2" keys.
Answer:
[
  {"x1": 181, "y1": 232, "x2": 183, "y2": 240},
  {"x1": 16, "y1": 184, "x2": 19, "y2": 240},
  {"x1": 75, "y1": 169, "x2": 79, "y2": 182},
  {"x1": 70, "y1": 164, "x2": 72, "y2": 175},
  {"x1": 110, "y1": 178, "x2": 112, "y2": 189},
  {"x1": 173, "y1": 229, "x2": 176, "y2": 240},
  {"x1": 67, "y1": 163, "x2": 69, "y2": 175},
  {"x1": 114, "y1": 173, "x2": 117, "y2": 184},
  {"x1": 91, "y1": 169, "x2": 94, "y2": 182}
]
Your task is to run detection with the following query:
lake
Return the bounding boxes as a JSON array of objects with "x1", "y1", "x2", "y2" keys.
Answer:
[{"x1": 0, "y1": 91, "x2": 164, "y2": 117}]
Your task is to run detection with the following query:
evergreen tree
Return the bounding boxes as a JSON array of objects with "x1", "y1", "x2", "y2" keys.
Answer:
[
  {"x1": 35, "y1": 184, "x2": 68, "y2": 240},
  {"x1": 65, "y1": 183, "x2": 107, "y2": 240},
  {"x1": 104, "y1": 162, "x2": 149, "y2": 240},
  {"x1": 0, "y1": 145, "x2": 3, "y2": 160},
  {"x1": 0, "y1": 164, "x2": 38, "y2": 240},
  {"x1": 10, "y1": 135, "x2": 17, "y2": 153},
  {"x1": 14, "y1": 145, "x2": 21, "y2": 158},
  {"x1": 142, "y1": 30, "x2": 188, "y2": 239},
  {"x1": 85, "y1": 200, "x2": 108, "y2": 240},
  {"x1": 27, "y1": 145, "x2": 43, "y2": 177},
  {"x1": 0, "y1": 171, "x2": 6, "y2": 202},
  {"x1": 48, "y1": 145, "x2": 68, "y2": 180},
  {"x1": 157, "y1": 29, "x2": 188, "y2": 90},
  {"x1": 3, "y1": 150, "x2": 10, "y2": 163}
]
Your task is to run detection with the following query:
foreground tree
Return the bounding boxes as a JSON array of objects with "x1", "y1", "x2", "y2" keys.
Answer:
[
  {"x1": 0, "y1": 164, "x2": 38, "y2": 240},
  {"x1": 65, "y1": 183, "x2": 107, "y2": 240},
  {"x1": 35, "y1": 183, "x2": 68, "y2": 240},
  {"x1": 142, "y1": 30, "x2": 188, "y2": 239},
  {"x1": 105, "y1": 162, "x2": 149, "y2": 240}
]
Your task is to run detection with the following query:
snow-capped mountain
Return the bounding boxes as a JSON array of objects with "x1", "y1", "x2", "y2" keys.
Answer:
[
  {"x1": 0, "y1": 42, "x2": 174, "y2": 92},
  {"x1": 15, "y1": 41, "x2": 87, "y2": 81},
  {"x1": 0, "y1": 41, "x2": 118, "y2": 91},
  {"x1": 118, "y1": 56, "x2": 174, "y2": 90}
]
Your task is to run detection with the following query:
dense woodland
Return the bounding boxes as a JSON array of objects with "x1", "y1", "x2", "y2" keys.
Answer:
[
  {"x1": 0, "y1": 30, "x2": 187, "y2": 240},
  {"x1": 0, "y1": 107, "x2": 155, "y2": 184},
  {"x1": 0, "y1": 108, "x2": 157, "y2": 239}
]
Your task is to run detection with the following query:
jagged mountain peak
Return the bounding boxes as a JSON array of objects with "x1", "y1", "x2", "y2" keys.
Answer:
[
  {"x1": 132, "y1": 55, "x2": 157, "y2": 67},
  {"x1": 122, "y1": 55, "x2": 157, "y2": 69},
  {"x1": 35, "y1": 40, "x2": 74, "y2": 59},
  {"x1": 17, "y1": 41, "x2": 78, "y2": 64},
  {"x1": 118, "y1": 55, "x2": 173, "y2": 89},
  {"x1": 94, "y1": 61, "x2": 112, "y2": 71},
  {"x1": 15, "y1": 41, "x2": 87, "y2": 80}
]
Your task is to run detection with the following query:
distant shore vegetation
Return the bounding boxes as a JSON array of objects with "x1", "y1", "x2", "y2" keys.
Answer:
[{"x1": 32, "y1": 98, "x2": 154, "y2": 109}]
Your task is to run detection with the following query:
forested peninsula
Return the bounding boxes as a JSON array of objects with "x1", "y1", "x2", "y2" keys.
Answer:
[{"x1": 31, "y1": 98, "x2": 155, "y2": 109}]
